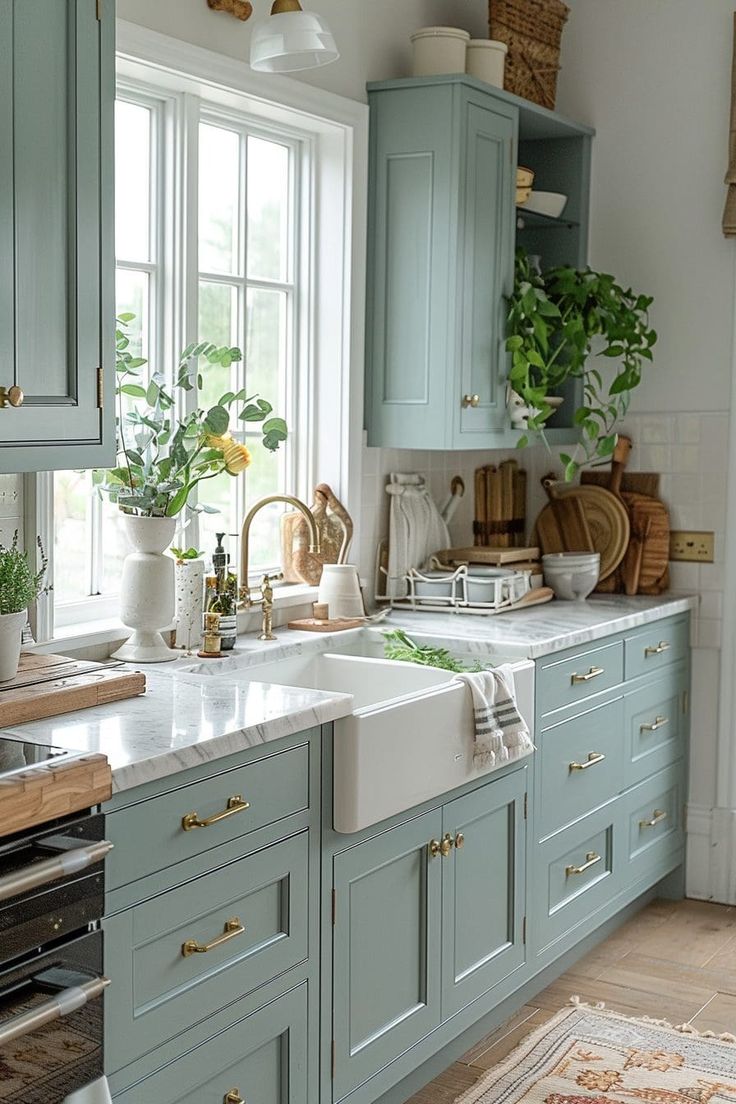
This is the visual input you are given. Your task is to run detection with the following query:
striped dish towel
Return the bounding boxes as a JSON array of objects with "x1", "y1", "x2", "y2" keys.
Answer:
[{"x1": 453, "y1": 666, "x2": 534, "y2": 769}]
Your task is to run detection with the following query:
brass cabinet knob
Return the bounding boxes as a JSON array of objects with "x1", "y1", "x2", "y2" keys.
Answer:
[
  {"x1": 224, "y1": 1091, "x2": 245, "y2": 1104},
  {"x1": 454, "y1": 832, "x2": 465, "y2": 850},
  {"x1": 440, "y1": 833, "x2": 454, "y2": 857},
  {"x1": 428, "y1": 838, "x2": 442, "y2": 859},
  {"x1": 462, "y1": 394, "x2": 480, "y2": 408},
  {"x1": 0, "y1": 385, "x2": 24, "y2": 409}
]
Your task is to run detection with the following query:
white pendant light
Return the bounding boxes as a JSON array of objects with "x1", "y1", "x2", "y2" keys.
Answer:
[{"x1": 250, "y1": 0, "x2": 339, "y2": 73}]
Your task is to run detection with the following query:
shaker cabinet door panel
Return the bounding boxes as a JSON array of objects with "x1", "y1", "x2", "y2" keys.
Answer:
[
  {"x1": 332, "y1": 810, "x2": 443, "y2": 1100},
  {"x1": 0, "y1": 0, "x2": 114, "y2": 471}
]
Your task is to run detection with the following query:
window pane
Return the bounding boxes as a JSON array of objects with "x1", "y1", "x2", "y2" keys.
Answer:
[
  {"x1": 243, "y1": 452, "x2": 285, "y2": 575},
  {"x1": 116, "y1": 268, "x2": 150, "y2": 362},
  {"x1": 54, "y1": 472, "x2": 91, "y2": 603},
  {"x1": 246, "y1": 288, "x2": 287, "y2": 407},
  {"x1": 198, "y1": 280, "x2": 237, "y2": 410},
  {"x1": 115, "y1": 101, "x2": 151, "y2": 264},
  {"x1": 247, "y1": 136, "x2": 289, "y2": 282},
  {"x1": 100, "y1": 504, "x2": 128, "y2": 596},
  {"x1": 199, "y1": 124, "x2": 240, "y2": 275},
  {"x1": 197, "y1": 472, "x2": 238, "y2": 569}
]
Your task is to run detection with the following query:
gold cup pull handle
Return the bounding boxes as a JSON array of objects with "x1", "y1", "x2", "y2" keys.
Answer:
[
  {"x1": 569, "y1": 752, "x2": 606, "y2": 773},
  {"x1": 645, "y1": 641, "x2": 670, "y2": 657},
  {"x1": 0, "y1": 385, "x2": 24, "y2": 409},
  {"x1": 462, "y1": 394, "x2": 480, "y2": 408},
  {"x1": 182, "y1": 917, "x2": 245, "y2": 958},
  {"x1": 224, "y1": 1090, "x2": 245, "y2": 1104},
  {"x1": 640, "y1": 715, "x2": 669, "y2": 733},
  {"x1": 181, "y1": 794, "x2": 250, "y2": 832},
  {"x1": 571, "y1": 666, "x2": 604, "y2": 685},
  {"x1": 566, "y1": 851, "x2": 602, "y2": 877},
  {"x1": 640, "y1": 809, "x2": 668, "y2": 830}
]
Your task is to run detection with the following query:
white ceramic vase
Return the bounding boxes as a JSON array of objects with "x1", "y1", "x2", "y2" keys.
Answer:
[
  {"x1": 112, "y1": 515, "x2": 177, "y2": 664},
  {"x1": 174, "y1": 559, "x2": 205, "y2": 652},
  {"x1": 0, "y1": 609, "x2": 26, "y2": 682}
]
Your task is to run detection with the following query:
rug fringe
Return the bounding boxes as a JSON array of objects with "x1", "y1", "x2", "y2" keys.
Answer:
[{"x1": 569, "y1": 995, "x2": 736, "y2": 1044}]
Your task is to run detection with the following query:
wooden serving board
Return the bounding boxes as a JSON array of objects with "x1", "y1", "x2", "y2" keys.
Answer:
[
  {"x1": 581, "y1": 470, "x2": 661, "y2": 497},
  {"x1": 0, "y1": 752, "x2": 112, "y2": 837},
  {"x1": 288, "y1": 617, "x2": 365, "y2": 633},
  {"x1": 437, "y1": 546, "x2": 540, "y2": 566},
  {"x1": 0, "y1": 652, "x2": 146, "y2": 726}
]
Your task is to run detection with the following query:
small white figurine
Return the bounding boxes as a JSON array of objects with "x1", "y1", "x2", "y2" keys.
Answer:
[{"x1": 507, "y1": 388, "x2": 535, "y2": 430}]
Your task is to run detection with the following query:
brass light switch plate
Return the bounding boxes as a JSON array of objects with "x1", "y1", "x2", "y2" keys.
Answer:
[{"x1": 669, "y1": 530, "x2": 715, "y2": 563}]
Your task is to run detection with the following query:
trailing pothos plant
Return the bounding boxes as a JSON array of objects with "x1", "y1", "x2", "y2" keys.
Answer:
[
  {"x1": 506, "y1": 248, "x2": 657, "y2": 481},
  {"x1": 95, "y1": 314, "x2": 287, "y2": 518}
]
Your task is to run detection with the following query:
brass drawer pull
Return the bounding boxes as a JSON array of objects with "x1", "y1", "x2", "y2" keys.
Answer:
[
  {"x1": 0, "y1": 385, "x2": 23, "y2": 409},
  {"x1": 566, "y1": 851, "x2": 602, "y2": 877},
  {"x1": 181, "y1": 794, "x2": 250, "y2": 831},
  {"x1": 182, "y1": 916, "x2": 245, "y2": 958},
  {"x1": 640, "y1": 809, "x2": 668, "y2": 829},
  {"x1": 640, "y1": 715, "x2": 669, "y2": 733},
  {"x1": 645, "y1": 641, "x2": 670, "y2": 657},
  {"x1": 462, "y1": 393, "x2": 480, "y2": 408},
  {"x1": 224, "y1": 1091, "x2": 245, "y2": 1104},
  {"x1": 569, "y1": 752, "x2": 606, "y2": 773},
  {"x1": 571, "y1": 666, "x2": 604, "y2": 685}
]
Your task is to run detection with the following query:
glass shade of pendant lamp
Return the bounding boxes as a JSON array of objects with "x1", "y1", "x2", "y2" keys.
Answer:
[{"x1": 250, "y1": 0, "x2": 339, "y2": 72}]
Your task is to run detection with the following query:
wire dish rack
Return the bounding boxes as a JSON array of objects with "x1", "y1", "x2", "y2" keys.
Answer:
[{"x1": 379, "y1": 561, "x2": 533, "y2": 615}]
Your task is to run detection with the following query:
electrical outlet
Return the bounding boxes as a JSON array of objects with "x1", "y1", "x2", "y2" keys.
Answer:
[{"x1": 669, "y1": 530, "x2": 715, "y2": 563}]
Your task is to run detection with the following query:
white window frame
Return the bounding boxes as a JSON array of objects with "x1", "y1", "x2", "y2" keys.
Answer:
[{"x1": 32, "y1": 21, "x2": 367, "y2": 645}]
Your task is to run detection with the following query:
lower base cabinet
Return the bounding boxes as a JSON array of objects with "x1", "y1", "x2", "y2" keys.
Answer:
[
  {"x1": 112, "y1": 983, "x2": 308, "y2": 1103},
  {"x1": 331, "y1": 767, "x2": 527, "y2": 1101}
]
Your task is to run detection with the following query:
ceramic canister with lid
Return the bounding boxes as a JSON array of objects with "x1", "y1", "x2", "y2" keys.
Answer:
[
  {"x1": 410, "y1": 27, "x2": 470, "y2": 77},
  {"x1": 466, "y1": 39, "x2": 508, "y2": 88}
]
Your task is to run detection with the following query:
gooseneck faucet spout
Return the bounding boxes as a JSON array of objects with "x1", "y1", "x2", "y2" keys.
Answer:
[{"x1": 239, "y1": 495, "x2": 321, "y2": 607}]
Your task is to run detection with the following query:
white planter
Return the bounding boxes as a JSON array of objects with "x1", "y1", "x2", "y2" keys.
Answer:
[
  {"x1": 0, "y1": 609, "x2": 26, "y2": 682},
  {"x1": 410, "y1": 27, "x2": 469, "y2": 77},
  {"x1": 112, "y1": 515, "x2": 177, "y2": 664},
  {"x1": 174, "y1": 559, "x2": 205, "y2": 652},
  {"x1": 466, "y1": 39, "x2": 507, "y2": 88}
]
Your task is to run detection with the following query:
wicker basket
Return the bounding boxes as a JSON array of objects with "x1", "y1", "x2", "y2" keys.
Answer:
[{"x1": 489, "y1": 0, "x2": 570, "y2": 109}]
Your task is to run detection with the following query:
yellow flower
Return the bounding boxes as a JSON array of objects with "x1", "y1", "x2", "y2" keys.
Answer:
[{"x1": 207, "y1": 434, "x2": 252, "y2": 474}]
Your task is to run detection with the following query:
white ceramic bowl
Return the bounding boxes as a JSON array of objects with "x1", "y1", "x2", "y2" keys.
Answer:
[
  {"x1": 524, "y1": 190, "x2": 568, "y2": 219},
  {"x1": 542, "y1": 552, "x2": 600, "y2": 602}
]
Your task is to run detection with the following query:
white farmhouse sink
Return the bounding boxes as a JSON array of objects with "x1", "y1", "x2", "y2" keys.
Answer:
[{"x1": 236, "y1": 647, "x2": 535, "y2": 834}]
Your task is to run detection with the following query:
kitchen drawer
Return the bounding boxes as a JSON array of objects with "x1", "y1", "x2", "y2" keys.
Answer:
[
  {"x1": 625, "y1": 764, "x2": 685, "y2": 882},
  {"x1": 107, "y1": 741, "x2": 310, "y2": 890},
  {"x1": 538, "y1": 698, "x2": 625, "y2": 838},
  {"x1": 536, "y1": 808, "x2": 618, "y2": 950},
  {"x1": 105, "y1": 831, "x2": 309, "y2": 1073},
  {"x1": 624, "y1": 617, "x2": 689, "y2": 681},
  {"x1": 112, "y1": 982, "x2": 308, "y2": 1104},
  {"x1": 537, "y1": 641, "x2": 624, "y2": 716},
  {"x1": 624, "y1": 666, "x2": 688, "y2": 786}
]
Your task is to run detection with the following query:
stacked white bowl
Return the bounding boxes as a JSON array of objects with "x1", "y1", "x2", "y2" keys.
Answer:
[{"x1": 542, "y1": 552, "x2": 601, "y2": 602}]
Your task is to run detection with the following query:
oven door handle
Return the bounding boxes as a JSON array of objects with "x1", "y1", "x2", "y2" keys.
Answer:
[
  {"x1": 0, "y1": 975, "x2": 110, "y2": 1048},
  {"x1": 0, "y1": 840, "x2": 114, "y2": 903}
]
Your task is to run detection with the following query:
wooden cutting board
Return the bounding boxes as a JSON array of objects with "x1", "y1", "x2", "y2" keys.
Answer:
[
  {"x1": 0, "y1": 652, "x2": 146, "y2": 726},
  {"x1": 0, "y1": 752, "x2": 112, "y2": 837},
  {"x1": 437, "y1": 547, "x2": 541, "y2": 566},
  {"x1": 581, "y1": 471, "x2": 661, "y2": 497}
]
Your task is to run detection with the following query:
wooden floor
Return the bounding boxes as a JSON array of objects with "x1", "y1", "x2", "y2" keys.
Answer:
[{"x1": 408, "y1": 898, "x2": 736, "y2": 1104}]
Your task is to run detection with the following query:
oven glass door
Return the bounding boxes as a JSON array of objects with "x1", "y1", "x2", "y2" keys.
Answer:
[{"x1": 0, "y1": 931, "x2": 106, "y2": 1102}]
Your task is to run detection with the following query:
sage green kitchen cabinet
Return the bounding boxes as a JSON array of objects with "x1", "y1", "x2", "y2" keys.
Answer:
[
  {"x1": 0, "y1": 0, "x2": 115, "y2": 473},
  {"x1": 365, "y1": 75, "x2": 594, "y2": 450}
]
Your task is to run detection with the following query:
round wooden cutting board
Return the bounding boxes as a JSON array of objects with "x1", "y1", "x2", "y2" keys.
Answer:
[{"x1": 533, "y1": 484, "x2": 630, "y2": 580}]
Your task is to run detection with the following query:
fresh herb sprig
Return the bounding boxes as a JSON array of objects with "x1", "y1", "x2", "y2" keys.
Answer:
[
  {"x1": 383, "y1": 630, "x2": 484, "y2": 673},
  {"x1": 0, "y1": 532, "x2": 50, "y2": 616}
]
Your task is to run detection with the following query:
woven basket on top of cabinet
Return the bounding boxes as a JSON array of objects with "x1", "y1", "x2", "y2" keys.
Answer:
[{"x1": 489, "y1": 0, "x2": 570, "y2": 110}]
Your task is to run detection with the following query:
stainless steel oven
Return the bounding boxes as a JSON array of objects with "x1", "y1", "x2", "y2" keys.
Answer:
[{"x1": 0, "y1": 806, "x2": 113, "y2": 1103}]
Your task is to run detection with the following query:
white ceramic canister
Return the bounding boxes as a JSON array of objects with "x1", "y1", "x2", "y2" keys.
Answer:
[
  {"x1": 410, "y1": 27, "x2": 470, "y2": 77},
  {"x1": 112, "y1": 515, "x2": 177, "y2": 663},
  {"x1": 0, "y1": 609, "x2": 26, "y2": 682},
  {"x1": 174, "y1": 559, "x2": 205, "y2": 651},
  {"x1": 466, "y1": 39, "x2": 508, "y2": 88},
  {"x1": 318, "y1": 564, "x2": 364, "y2": 620}
]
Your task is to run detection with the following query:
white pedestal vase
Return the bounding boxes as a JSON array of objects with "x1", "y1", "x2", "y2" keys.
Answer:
[
  {"x1": 0, "y1": 609, "x2": 26, "y2": 682},
  {"x1": 112, "y1": 516, "x2": 177, "y2": 664},
  {"x1": 174, "y1": 559, "x2": 205, "y2": 652}
]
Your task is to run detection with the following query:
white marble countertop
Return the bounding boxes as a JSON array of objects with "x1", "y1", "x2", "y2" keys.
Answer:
[{"x1": 0, "y1": 593, "x2": 696, "y2": 794}]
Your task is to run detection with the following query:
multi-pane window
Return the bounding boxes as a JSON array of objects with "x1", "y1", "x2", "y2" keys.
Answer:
[{"x1": 52, "y1": 84, "x2": 304, "y2": 626}]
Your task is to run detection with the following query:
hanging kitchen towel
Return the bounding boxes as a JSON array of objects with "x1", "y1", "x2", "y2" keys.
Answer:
[
  {"x1": 724, "y1": 13, "x2": 736, "y2": 236},
  {"x1": 453, "y1": 666, "x2": 534, "y2": 769},
  {"x1": 385, "y1": 473, "x2": 450, "y2": 598}
]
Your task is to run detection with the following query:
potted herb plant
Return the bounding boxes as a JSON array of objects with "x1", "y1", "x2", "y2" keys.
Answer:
[
  {"x1": 506, "y1": 248, "x2": 657, "y2": 480},
  {"x1": 0, "y1": 533, "x2": 49, "y2": 681},
  {"x1": 98, "y1": 315, "x2": 287, "y2": 663}
]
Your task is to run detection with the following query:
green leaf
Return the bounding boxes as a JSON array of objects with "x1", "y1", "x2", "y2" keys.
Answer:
[
  {"x1": 516, "y1": 434, "x2": 529, "y2": 449},
  {"x1": 204, "y1": 405, "x2": 230, "y2": 436},
  {"x1": 120, "y1": 384, "x2": 147, "y2": 398},
  {"x1": 166, "y1": 485, "x2": 190, "y2": 517}
]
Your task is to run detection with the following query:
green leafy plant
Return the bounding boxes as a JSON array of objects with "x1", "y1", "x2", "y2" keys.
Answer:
[
  {"x1": 171, "y1": 547, "x2": 204, "y2": 562},
  {"x1": 0, "y1": 532, "x2": 50, "y2": 616},
  {"x1": 95, "y1": 314, "x2": 288, "y2": 517},
  {"x1": 383, "y1": 630, "x2": 485, "y2": 673},
  {"x1": 506, "y1": 248, "x2": 657, "y2": 480}
]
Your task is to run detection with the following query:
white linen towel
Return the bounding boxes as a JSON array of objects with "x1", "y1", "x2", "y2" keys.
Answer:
[{"x1": 453, "y1": 666, "x2": 534, "y2": 769}]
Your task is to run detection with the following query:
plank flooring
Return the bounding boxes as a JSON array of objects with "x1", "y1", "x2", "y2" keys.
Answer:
[{"x1": 407, "y1": 899, "x2": 736, "y2": 1104}]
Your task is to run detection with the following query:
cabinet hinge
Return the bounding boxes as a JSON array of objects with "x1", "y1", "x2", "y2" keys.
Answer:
[
  {"x1": 523, "y1": 792, "x2": 528, "y2": 820},
  {"x1": 682, "y1": 689, "x2": 689, "y2": 715},
  {"x1": 96, "y1": 367, "x2": 104, "y2": 410},
  {"x1": 96, "y1": 0, "x2": 102, "y2": 20},
  {"x1": 331, "y1": 1040, "x2": 336, "y2": 1079},
  {"x1": 332, "y1": 888, "x2": 336, "y2": 926},
  {"x1": 522, "y1": 915, "x2": 527, "y2": 945}
]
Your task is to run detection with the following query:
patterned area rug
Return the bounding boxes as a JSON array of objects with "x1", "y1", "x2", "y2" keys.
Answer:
[{"x1": 456, "y1": 1003, "x2": 736, "y2": 1104}]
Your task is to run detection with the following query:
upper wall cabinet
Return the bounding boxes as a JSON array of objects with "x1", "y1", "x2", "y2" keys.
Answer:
[
  {"x1": 364, "y1": 76, "x2": 593, "y2": 451},
  {"x1": 0, "y1": 0, "x2": 115, "y2": 474}
]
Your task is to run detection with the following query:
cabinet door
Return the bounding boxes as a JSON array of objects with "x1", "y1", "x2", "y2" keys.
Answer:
[
  {"x1": 0, "y1": 0, "x2": 114, "y2": 472},
  {"x1": 332, "y1": 810, "x2": 443, "y2": 1100},
  {"x1": 453, "y1": 94, "x2": 515, "y2": 447},
  {"x1": 441, "y1": 768, "x2": 527, "y2": 1018}
]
